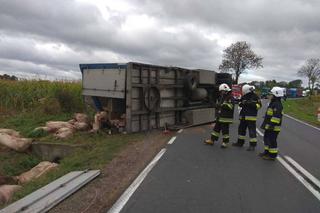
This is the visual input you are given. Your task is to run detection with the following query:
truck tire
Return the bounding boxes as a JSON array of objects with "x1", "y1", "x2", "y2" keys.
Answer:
[
  {"x1": 184, "y1": 73, "x2": 199, "y2": 91},
  {"x1": 143, "y1": 87, "x2": 160, "y2": 112}
]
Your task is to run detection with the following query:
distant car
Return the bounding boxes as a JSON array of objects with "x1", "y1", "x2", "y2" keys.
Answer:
[
  {"x1": 302, "y1": 91, "x2": 307, "y2": 97},
  {"x1": 261, "y1": 87, "x2": 270, "y2": 99}
]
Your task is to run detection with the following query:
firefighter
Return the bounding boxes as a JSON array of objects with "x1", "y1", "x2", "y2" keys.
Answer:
[
  {"x1": 204, "y1": 83, "x2": 234, "y2": 148},
  {"x1": 259, "y1": 87, "x2": 284, "y2": 160},
  {"x1": 232, "y1": 84, "x2": 262, "y2": 151}
]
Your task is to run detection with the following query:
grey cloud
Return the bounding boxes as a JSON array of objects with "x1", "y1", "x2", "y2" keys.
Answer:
[
  {"x1": 134, "y1": 0, "x2": 320, "y2": 34},
  {"x1": 0, "y1": 0, "x2": 319, "y2": 83}
]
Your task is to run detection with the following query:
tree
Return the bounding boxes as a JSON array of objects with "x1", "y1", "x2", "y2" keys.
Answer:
[
  {"x1": 265, "y1": 80, "x2": 277, "y2": 88},
  {"x1": 278, "y1": 81, "x2": 288, "y2": 87},
  {"x1": 0, "y1": 74, "x2": 18, "y2": 81},
  {"x1": 298, "y1": 58, "x2": 320, "y2": 95},
  {"x1": 219, "y1": 41, "x2": 263, "y2": 84},
  {"x1": 288, "y1": 79, "x2": 303, "y2": 88}
]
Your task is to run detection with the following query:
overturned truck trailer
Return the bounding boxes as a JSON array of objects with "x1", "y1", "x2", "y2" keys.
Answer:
[{"x1": 80, "y1": 62, "x2": 232, "y2": 133}]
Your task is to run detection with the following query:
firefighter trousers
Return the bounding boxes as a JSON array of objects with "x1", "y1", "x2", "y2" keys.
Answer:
[
  {"x1": 263, "y1": 130, "x2": 279, "y2": 158},
  {"x1": 237, "y1": 120, "x2": 257, "y2": 147},
  {"x1": 211, "y1": 122, "x2": 230, "y2": 143}
]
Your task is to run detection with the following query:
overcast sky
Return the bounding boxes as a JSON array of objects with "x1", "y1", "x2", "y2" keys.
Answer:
[{"x1": 0, "y1": 0, "x2": 319, "y2": 83}]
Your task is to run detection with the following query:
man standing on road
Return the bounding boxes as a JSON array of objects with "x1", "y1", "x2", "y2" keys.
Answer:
[
  {"x1": 260, "y1": 87, "x2": 284, "y2": 160},
  {"x1": 204, "y1": 83, "x2": 234, "y2": 148},
  {"x1": 232, "y1": 84, "x2": 262, "y2": 151}
]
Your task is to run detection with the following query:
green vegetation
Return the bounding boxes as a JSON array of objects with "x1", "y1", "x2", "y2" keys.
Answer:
[
  {"x1": 0, "y1": 79, "x2": 143, "y2": 206},
  {"x1": 0, "y1": 111, "x2": 72, "y2": 137},
  {"x1": 283, "y1": 96, "x2": 320, "y2": 127},
  {"x1": 0, "y1": 151, "x2": 41, "y2": 177},
  {"x1": 12, "y1": 132, "x2": 143, "y2": 202},
  {"x1": 0, "y1": 79, "x2": 84, "y2": 113}
]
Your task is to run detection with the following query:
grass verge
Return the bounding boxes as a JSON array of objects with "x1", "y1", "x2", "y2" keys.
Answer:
[
  {"x1": 12, "y1": 132, "x2": 143, "y2": 202},
  {"x1": 283, "y1": 96, "x2": 320, "y2": 127},
  {"x1": 0, "y1": 111, "x2": 143, "y2": 207}
]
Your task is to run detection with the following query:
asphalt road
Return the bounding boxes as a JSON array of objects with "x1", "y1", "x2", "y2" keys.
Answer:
[{"x1": 113, "y1": 99, "x2": 320, "y2": 213}]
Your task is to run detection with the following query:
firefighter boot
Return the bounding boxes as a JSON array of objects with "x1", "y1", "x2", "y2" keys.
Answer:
[
  {"x1": 262, "y1": 155, "x2": 276, "y2": 161},
  {"x1": 221, "y1": 142, "x2": 228, "y2": 149},
  {"x1": 246, "y1": 146, "x2": 255, "y2": 151},
  {"x1": 258, "y1": 151, "x2": 268, "y2": 157},
  {"x1": 232, "y1": 142, "x2": 243, "y2": 147},
  {"x1": 204, "y1": 139, "x2": 214, "y2": 145}
]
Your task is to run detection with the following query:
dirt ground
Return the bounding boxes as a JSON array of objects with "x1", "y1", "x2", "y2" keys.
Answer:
[{"x1": 49, "y1": 130, "x2": 172, "y2": 213}]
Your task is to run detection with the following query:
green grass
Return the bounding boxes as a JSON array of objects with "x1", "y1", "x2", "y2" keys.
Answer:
[
  {"x1": 0, "y1": 151, "x2": 41, "y2": 176},
  {"x1": 0, "y1": 78, "x2": 145, "y2": 207},
  {"x1": 12, "y1": 132, "x2": 143, "y2": 202},
  {"x1": 283, "y1": 96, "x2": 320, "y2": 127},
  {"x1": 0, "y1": 111, "x2": 144, "y2": 206},
  {"x1": 0, "y1": 111, "x2": 72, "y2": 137}
]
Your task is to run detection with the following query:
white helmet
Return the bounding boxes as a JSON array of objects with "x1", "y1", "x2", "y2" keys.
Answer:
[
  {"x1": 242, "y1": 84, "x2": 255, "y2": 95},
  {"x1": 242, "y1": 84, "x2": 250, "y2": 95},
  {"x1": 270, "y1": 87, "x2": 284, "y2": 97},
  {"x1": 219, "y1": 83, "x2": 231, "y2": 92}
]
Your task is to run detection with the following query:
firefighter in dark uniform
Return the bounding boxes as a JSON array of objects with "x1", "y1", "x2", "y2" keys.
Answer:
[
  {"x1": 204, "y1": 83, "x2": 234, "y2": 148},
  {"x1": 232, "y1": 84, "x2": 262, "y2": 151},
  {"x1": 260, "y1": 87, "x2": 284, "y2": 160}
]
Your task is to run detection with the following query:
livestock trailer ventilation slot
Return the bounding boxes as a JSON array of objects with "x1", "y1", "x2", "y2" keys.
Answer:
[{"x1": 80, "y1": 62, "x2": 232, "y2": 133}]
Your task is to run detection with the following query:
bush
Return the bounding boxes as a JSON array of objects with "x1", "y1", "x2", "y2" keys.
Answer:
[
  {"x1": 54, "y1": 89, "x2": 74, "y2": 112},
  {"x1": 40, "y1": 98, "x2": 62, "y2": 115}
]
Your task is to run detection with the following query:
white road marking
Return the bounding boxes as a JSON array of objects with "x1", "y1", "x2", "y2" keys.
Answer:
[
  {"x1": 257, "y1": 126, "x2": 320, "y2": 202},
  {"x1": 284, "y1": 114, "x2": 320, "y2": 131},
  {"x1": 284, "y1": 156, "x2": 320, "y2": 189},
  {"x1": 256, "y1": 128, "x2": 264, "y2": 137},
  {"x1": 277, "y1": 156, "x2": 320, "y2": 201},
  {"x1": 257, "y1": 126, "x2": 320, "y2": 201},
  {"x1": 108, "y1": 148, "x2": 167, "y2": 213},
  {"x1": 168, "y1": 136, "x2": 177, "y2": 144},
  {"x1": 177, "y1": 129, "x2": 183, "y2": 133}
]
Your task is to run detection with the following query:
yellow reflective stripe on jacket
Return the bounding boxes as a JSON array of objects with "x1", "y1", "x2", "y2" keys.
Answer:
[
  {"x1": 270, "y1": 117, "x2": 281, "y2": 124},
  {"x1": 267, "y1": 108, "x2": 273, "y2": 116},
  {"x1": 264, "y1": 146, "x2": 269, "y2": 151},
  {"x1": 256, "y1": 103, "x2": 261, "y2": 109},
  {"x1": 245, "y1": 116, "x2": 257, "y2": 121},
  {"x1": 211, "y1": 131, "x2": 219, "y2": 137},
  {"x1": 219, "y1": 118, "x2": 233, "y2": 123},
  {"x1": 222, "y1": 103, "x2": 233, "y2": 109}
]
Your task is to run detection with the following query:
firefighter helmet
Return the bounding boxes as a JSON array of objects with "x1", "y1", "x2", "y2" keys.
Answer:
[
  {"x1": 219, "y1": 83, "x2": 231, "y2": 92},
  {"x1": 270, "y1": 87, "x2": 284, "y2": 97},
  {"x1": 242, "y1": 84, "x2": 253, "y2": 95}
]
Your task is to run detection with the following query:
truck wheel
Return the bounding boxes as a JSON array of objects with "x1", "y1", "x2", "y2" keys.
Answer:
[
  {"x1": 185, "y1": 73, "x2": 198, "y2": 91},
  {"x1": 144, "y1": 87, "x2": 160, "y2": 112}
]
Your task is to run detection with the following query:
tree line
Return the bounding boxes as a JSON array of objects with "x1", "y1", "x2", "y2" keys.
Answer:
[
  {"x1": 219, "y1": 41, "x2": 320, "y2": 95},
  {"x1": 0, "y1": 74, "x2": 18, "y2": 81}
]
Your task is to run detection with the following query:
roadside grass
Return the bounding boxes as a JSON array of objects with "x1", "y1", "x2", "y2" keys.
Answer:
[
  {"x1": 0, "y1": 79, "x2": 145, "y2": 207},
  {"x1": 0, "y1": 111, "x2": 73, "y2": 137},
  {"x1": 0, "y1": 150, "x2": 41, "y2": 177},
  {"x1": 0, "y1": 110, "x2": 144, "y2": 206},
  {"x1": 283, "y1": 96, "x2": 320, "y2": 127},
  {"x1": 12, "y1": 132, "x2": 144, "y2": 202}
]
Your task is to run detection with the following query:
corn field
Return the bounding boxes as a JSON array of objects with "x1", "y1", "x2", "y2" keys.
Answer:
[{"x1": 0, "y1": 79, "x2": 84, "y2": 113}]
